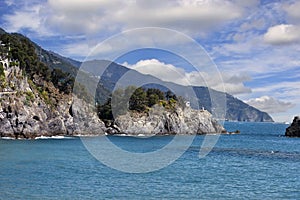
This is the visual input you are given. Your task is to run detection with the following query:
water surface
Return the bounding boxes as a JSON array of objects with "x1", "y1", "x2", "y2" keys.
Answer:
[{"x1": 0, "y1": 122, "x2": 299, "y2": 199}]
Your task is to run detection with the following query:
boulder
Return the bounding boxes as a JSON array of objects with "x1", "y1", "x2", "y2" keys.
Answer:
[{"x1": 285, "y1": 116, "x2": 300, "y2": 137}]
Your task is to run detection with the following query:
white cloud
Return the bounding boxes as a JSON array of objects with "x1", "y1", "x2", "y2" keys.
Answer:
[
  {"x1": 251, "y1": 81, "x2": 300, "y2": 102},
  {"x1": 245, "y1": 96, "x2": 295, "y2": 114},
  {"x1": 213, "y1": 73, "x2": 252, "y2": 95},
  {"x1": 2, "y1": 0, "x2": 256, "y2": 37},
  {"x1": 118, "y1": 0, "x2": 244, "y2": 35},
  {"x1": 123, "y1": 59, "x2": 194, "y2": 85},
  {"x1": 62, "y1": 42, "x2": 91, "y2": 58},
  {"x1": 3, "y1": 5, "x2": 41, "y2": 32},
  {"x1": 122, "y1": 59, "x2": 251, "y2": 95},
  {"x1": 283, "y1": 1, "x2": 300, "y2": 21},
  {"x1": 2, "y1": 2, "x2": 56, "y2": 37},
  {"x1": 263, "y1": 24, "x2": 300, "y2": 45}
]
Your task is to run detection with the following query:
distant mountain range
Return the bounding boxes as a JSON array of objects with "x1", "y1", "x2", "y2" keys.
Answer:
[{"x1": 1, "y1": 28, "x2": 273, "y2": 122}]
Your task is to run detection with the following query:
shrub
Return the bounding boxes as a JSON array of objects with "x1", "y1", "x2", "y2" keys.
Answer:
[{"x1": 25, "y1": 91, "x2": 34, "y2": 102}]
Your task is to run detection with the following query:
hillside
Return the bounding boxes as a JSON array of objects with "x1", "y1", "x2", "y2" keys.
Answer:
[
  {"x1": 0, "y1": 28, "x2": 273, "y2": 122},
  {"x1": 0, "y1": 29, "x2": 106, "y2": 138},
  {"x1": 0, "y1": 29, "x2": 225, "y2": 138}
]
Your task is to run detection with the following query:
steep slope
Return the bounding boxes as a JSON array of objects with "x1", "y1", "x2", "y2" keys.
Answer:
[
  {"x1": 0, "y1": 30, "x2": 106, "y2": 138},
  {"x1": 36, "y1": 48, "x2": 80, "y2": 76},
  {"x1": 192, "y1": 87, "x2": 273, "y2": 122}
]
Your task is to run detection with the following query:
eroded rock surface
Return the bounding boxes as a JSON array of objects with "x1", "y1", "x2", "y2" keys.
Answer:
[{"x1": 114, "y1": 105, "x2": 225, "y2": 135}]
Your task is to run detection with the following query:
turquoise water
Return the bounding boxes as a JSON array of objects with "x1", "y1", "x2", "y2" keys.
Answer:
[{"x1": 0, "y1": 122, "x2": 299, "y2": 199}]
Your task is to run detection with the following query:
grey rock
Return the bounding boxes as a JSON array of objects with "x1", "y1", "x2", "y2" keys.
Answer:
[
  {"x1": 0, "y1": 61, "x2": 224, "y2": 138},
  {"x1": 0, "y1": 66, "x2": 106, "y2": 138},
  {"x1": 114, "y1": 105, "x2": 225, "y2": 135}
]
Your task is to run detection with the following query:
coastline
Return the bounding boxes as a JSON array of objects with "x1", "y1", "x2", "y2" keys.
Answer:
[{"x1": 0, "y1": 130, "x2": 240, "y2": 140}]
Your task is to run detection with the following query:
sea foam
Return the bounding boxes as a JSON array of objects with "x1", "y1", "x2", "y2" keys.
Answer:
[{"x1": 35, "y1": 135, "x2": 75, "y2": 140}]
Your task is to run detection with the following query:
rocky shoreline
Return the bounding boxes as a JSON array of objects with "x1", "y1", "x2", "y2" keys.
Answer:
[
  {"x1": 0, "y1": 100, "x2": 226, "y2": 139},
  {"x1": 0, "y1": 61, "x2": 226, "y2": 139},
  {"x1": 0, "y1": 31, "x2": 227, "y2": 139},
  {"x1": 0, "y1": 62, "x2": 226, "y2": 139}
]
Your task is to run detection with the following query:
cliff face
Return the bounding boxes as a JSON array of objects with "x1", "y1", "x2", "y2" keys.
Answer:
[
  {"x1": 0, "y1": 63, "x2": 224, "y2": 138},
  {"x1": 0, "y1": 65, "x2": 106, "y2": 139},
  {"x1": 224, "y1": 93, "x2": 273, "y2": 122},
  {"x1": 113, "y1": 105, "x2": 225, "y2": 135},
  {"x1": 285, "y1": 116, "x2": 300, "y2": 137}
]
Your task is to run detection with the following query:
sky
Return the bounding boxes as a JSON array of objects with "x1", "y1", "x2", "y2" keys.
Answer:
[{"x1": 0, "y1": 0, "x2": 300, "y2": 122}]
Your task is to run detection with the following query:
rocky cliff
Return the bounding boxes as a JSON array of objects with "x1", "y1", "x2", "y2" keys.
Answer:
[
  {"x1": 112, "y1": 105, "x2": 225, "y2": 135},
  {"x1": 0, "y1": 29, "x2": 225, "y2": 138},
  {"x1": 285, "y1": 116, "x2": 300, "y2": 137},
  {"x1": 0, "y1": 65, "x2": 106, "y2": 139},
  {"x1": 0, "y1": 58, "x2": 224, "y2": 138}
]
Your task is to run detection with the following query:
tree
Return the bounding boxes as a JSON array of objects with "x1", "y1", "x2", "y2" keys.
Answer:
[
  {"x1": 147, "y1": 88, "x2": 165, "y2": 100},
  {"x1": 111, "y1": 88, "x2": 128, "y2": 116},
  {"x1": 166, "y1": 90, "x2": 177, "y2": 101},
  {"x1": 0, "y1": 63, "x2": 5, "y2": 89},
  {"x1": 98, "y1": 98, "x2": 113, "y2": 122},
  {"x1": 51, "y1": 68, "x2": 74, "y2": 94},
  {"x1": 129, "y1": 87, "x2": 147, "y2": 112},
  {"x1": 148, "y1": 94, "x2": 159, "y2": 107}
]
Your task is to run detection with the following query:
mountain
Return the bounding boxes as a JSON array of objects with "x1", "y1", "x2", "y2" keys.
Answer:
[
  {"x1": 0, "y1": 28, "x2": 273, "y2": 122},
  {"x1": 0, "y1": 28, "x2": 6, "y2": 35},
  {"x1": 78, "y1": 60, "x2": 273, "y2": 122},
  {"x1": 34, "y1": 44, "x2": 80, "y2": 76}
]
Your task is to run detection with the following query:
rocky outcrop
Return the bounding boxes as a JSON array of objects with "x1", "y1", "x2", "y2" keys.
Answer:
[
  {"x1": 0, "y1": 29, "x2": 225, "y2": 139},
  {"x1": 0, "y1": 64, "x2": 224, "y2": 139},
  {"x1": 285, "y1": 116, "x2": 300, "y2": 137},
  {"x1": 0, "y1": 65, "x2": 106, "y2": 139},
  {"x1": 0, "y1": 95, "x2": 106, "y2": 139},
  {"x1": 113, "y1": 105, "x2": 225, "y2": 135}
]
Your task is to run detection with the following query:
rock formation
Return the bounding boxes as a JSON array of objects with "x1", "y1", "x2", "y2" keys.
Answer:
[
  {"x1": 113, "y1": 105, "x2": 225, "y2": 135},
  {"x1": 285, "y1": 116, "x2": 300, "y2": 137},
  {"x1": 0, "y1": 64, "x2": 224, "y2": 138},
  {"x1": 0, "y1": 64, "x2": 106, "y2": 139},
  {"x1": 0, "y1": 30, "x2": 225, "y2": 139}
]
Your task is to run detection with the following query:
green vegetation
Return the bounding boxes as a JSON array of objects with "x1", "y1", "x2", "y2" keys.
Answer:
[
  {"x1": 0, "y1": 62, "x2": 4, "y2": 75},
  {"x1": 0, "y1": 33, "x2": 74, "y2": 94},
  {"x1": 0, "y1": 62, "x2": 4, "y2": 77},
  {"x1": 25, "y1": 91, "x2": 34, "y2": 101},
  {"x1": 0, "y1": 63, "x2": 5, "y2": 89},
  {"x1": 98, "y1": 86, "x2": 181, "y2": 122},
  {"x1": 24, "y1": 91, "x2": 34, "y2": 106},
  {"x1": 51, "y1": 68, "x2": 75, "y2": 93}
]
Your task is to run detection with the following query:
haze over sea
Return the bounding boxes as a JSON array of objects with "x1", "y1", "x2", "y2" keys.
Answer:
[{"x1": 1, "y1": 122, "x2": 299, "y2": 199}]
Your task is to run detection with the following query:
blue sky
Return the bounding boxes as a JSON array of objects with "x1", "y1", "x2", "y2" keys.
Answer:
[{"x1": 1, "y1": 0, "x2": 300, "y2": 122}]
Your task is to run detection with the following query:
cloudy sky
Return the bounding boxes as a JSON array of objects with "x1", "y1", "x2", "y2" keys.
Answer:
[{"x1": 1, "y1": 0, "x2": 300, "y2": 122}]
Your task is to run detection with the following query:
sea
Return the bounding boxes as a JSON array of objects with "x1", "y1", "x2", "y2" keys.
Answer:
[{"x1": 0, "y1": 122, "x2": 299, "y2": 199}]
